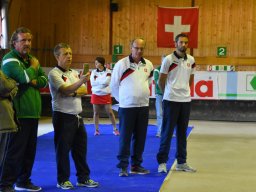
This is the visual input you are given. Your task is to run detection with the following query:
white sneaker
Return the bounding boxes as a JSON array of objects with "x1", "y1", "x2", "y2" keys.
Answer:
[
  {"x1": 176, "y1": 163, "x2": 196, "y2": 172},
  {"x1": 158, "y1": 163, "x2": 167, "y2": 173}
]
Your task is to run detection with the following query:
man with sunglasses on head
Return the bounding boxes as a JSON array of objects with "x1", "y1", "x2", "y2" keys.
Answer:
[
  {"x1": 0, "y1": 27, "x2": 48, "y2": 192},
  {"x1": 111, "y1": 38, "x2": 154, "y2": 177}
]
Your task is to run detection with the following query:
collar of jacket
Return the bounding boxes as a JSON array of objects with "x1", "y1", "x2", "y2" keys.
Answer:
[
  {"x1": 96, "y1": 67, "x2": 106, "y2": 72},
  {"x1": 129, "y1": 54, "x2": 146, "y2": 64},
  {"x1": 174, "y1": 51, "x2": 188, "y2": 60},
  {"x1": 56, "y1": 65, "x2": 72, "y2": 72}
]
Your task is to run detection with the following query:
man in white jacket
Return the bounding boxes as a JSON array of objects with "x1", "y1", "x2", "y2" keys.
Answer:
[
  {"x1": 110, "y1": 38, "x2": 154, "y2": 177},
  {"x1": 157, "y1": 33, "x2": 196, "y2": 174}
]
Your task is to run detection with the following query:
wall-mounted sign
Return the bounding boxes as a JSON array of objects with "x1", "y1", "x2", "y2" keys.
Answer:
[
  {"x1": 113, "y1": 45, "x2": 123, "y2": 54},
  {"x1": 207, "y1": 65, "x2": 235, "y2": 72},
  {"x1": 217, "y1": 47, "x2": 227, "y2": 57}
]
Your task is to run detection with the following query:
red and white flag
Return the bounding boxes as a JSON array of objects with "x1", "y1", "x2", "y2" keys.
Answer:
[{"x1": 157, "y1": 7, "x2": 199, "y2": 48}]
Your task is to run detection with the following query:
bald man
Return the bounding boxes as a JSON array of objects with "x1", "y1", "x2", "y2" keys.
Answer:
[{"x1": 111, "y1": 38, "x2": 154, "y2": 177}]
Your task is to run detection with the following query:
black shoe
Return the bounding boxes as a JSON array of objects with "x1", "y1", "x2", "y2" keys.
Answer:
[
  {"x1": 0, "y1": 186, "x2": 15, "y2": 192},
  {"x1": 130, "y1": 166, "x2": 150, "y2": 175},
  {"x1": 119, "y1": 167, "x2": 128, "y2": 177},
  {"x1": 15, "y1": 182, "x2": 41, "y2": 191}
]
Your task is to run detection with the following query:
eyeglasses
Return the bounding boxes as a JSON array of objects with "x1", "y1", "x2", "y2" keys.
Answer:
[{"x1": 132, "y1": 46, "x2": 144, "y2": 51}]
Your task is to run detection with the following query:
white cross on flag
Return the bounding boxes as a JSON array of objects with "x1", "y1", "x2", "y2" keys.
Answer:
[{"x1": 157, "y1": 7, "x2": 199, "y2": 48}]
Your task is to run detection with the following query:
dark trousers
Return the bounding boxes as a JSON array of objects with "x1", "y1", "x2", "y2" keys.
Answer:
[
  {"x1": 117, "y1": 107, "x2": 149, "y2": 168},
  {"x1": 157, "y1": 100, "x2": 191, "y2": 164},
  {"x1": 52, "y1": 111, "x2": 90, "y2": 183},
  {"x1": 0, "y1": 133, "x2": 9, "y2": 169},
  {"x1": 0, "y1": 118, "x2": 39, "y2": 188}
]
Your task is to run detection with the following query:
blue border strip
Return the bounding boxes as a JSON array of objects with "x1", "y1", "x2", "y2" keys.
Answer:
[{"x1": 226, "y1": 72, "x2": 237, "y2": 99}]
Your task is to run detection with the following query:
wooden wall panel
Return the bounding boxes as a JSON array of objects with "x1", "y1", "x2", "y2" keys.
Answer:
[
  {"x1": 4, "y1": 0, "x2": 256, "y2": 69},
  {"x1": 195, "y1": 0, "x2": 256, "y2": 57},
  {"x1": 8, "y1": 0, "x2": 110, "y2": 67},
  {"x1": 112, "y1": 0, "x2": 192, "y2": 57}
]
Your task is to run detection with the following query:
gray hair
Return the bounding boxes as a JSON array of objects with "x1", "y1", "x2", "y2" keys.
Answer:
[
  {"x1": 53, "y1": 43, "x2": 71, "y2": 57},
  {"x1": 10, "y1": 27, "x2": 32, "y2": 49}
]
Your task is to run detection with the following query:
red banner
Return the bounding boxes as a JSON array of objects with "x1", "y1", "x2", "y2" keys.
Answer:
[{"x1": 157, "y1": 7, "x2": 199, "y2": 48}]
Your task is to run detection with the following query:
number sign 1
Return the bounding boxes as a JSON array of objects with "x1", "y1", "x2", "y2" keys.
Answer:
[{"x1": 114, "y1": 45, "x2": 123, "y2": 55}]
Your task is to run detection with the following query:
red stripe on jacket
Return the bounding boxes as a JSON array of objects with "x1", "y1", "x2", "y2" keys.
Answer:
[
  {"x1": 120, "y1": 68, "x2": 135, "y2": 82},
  {"x1": 149, "y1": 70, "x2": 154, "y2": 78},
  {"x1": 168, "y1": 63, "x2": 178, "y2": 72}
]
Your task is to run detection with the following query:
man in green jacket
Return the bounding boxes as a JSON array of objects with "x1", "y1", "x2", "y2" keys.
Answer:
[{"x1": 0, "y1": 27, "x2": 48, "y2": 192}]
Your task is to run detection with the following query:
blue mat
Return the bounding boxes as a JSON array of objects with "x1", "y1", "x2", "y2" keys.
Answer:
[{"x1": 32, "y1": 124, "x2": 193, "y2": 192}]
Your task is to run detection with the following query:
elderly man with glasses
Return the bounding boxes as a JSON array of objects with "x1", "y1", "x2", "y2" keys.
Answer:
[{"x1": 111, "y1": 38, "x2": 154, "y2": 177}]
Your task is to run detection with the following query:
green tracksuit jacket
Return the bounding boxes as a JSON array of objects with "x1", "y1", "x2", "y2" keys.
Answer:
[{"x1": 1, "y1": 49, "x2": 48, "y2": 118}]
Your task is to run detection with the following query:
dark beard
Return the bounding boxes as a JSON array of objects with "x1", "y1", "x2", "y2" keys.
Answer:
[{"x1": 178, "y1": 47, "x2": 186, "y2": 53}]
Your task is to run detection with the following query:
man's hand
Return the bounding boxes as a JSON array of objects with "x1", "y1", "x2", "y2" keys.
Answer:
[
  {"x1": 80, "y1": 72, "x2": 90, "y2": 83},
  {"x1": 158, "y1": 73, "x2": 167, "y2": 94},
  {"x1": 30, "y1": 79, "x2": 37, "y2": 86},
  {"x1": 9, "y1": 86, "x2": 18, "y2": 99},
  {"x1": 30, "y1": 57, "x2": 39, "y2": 70}
]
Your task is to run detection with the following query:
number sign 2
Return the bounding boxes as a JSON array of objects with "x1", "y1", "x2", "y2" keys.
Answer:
[{"x1": 217, "y1": 47, "x2": 227, "y2": 57}]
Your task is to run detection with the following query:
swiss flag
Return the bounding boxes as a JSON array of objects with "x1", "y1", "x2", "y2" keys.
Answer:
[{"x1": 157, "y1": 7, "x2": 199, "y2": 48}]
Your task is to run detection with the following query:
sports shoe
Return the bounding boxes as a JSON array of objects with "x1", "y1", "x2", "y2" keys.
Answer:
[
  {"x1": 113, "y1": 129, "x2": 120, "y2": 136},
  {"x1": 94, "y1": 129, "x2": 100, "y2": 136},
  {"x1": 15, "y1": 181, "x2": 42, "y2": 191},
  {"x1": 0, "y1": 186, "x2": 15, "y2": 192},
  {"x1": 130, "y1": 166, "x2": 150, "y2": 174},
  {"x1": 76, "y1": 179, "x2": 99, "y2": 188},
  {"x1": 158, "y1": 163, "x2": 167, "y2": 173},
  {"x1": 176, "y1": 163, "x2": 196, "y2": 172},
  {"x1": 56, "y1": 181, "x2": 74, "y2": 190},
  {"x1": 119, "y1": 168, "x2": 128, "y2": 177}
]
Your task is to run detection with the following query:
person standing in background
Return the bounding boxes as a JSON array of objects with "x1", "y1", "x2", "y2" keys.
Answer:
[
  {"x1": 153, "y1": 65, "x2": 163, "y2": 137},
  {"x1": 0, "y1": 70, "x2": 18, "y2": 166},
  {"x1": 0, "y1": 27, "x2": 48, "y2": 192},
  {"x1": 111, "y1": 38, "x2": 154, "y2": 177},
  {"x1": 157, "y1": 33, "x2": 196, "y2": 174},
  {"x1": 90, "y1": 56, "x2": 119, "y2": 136},
  {"x1": 48, "y1": 43, "x2": 99, "y2": 190}
]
